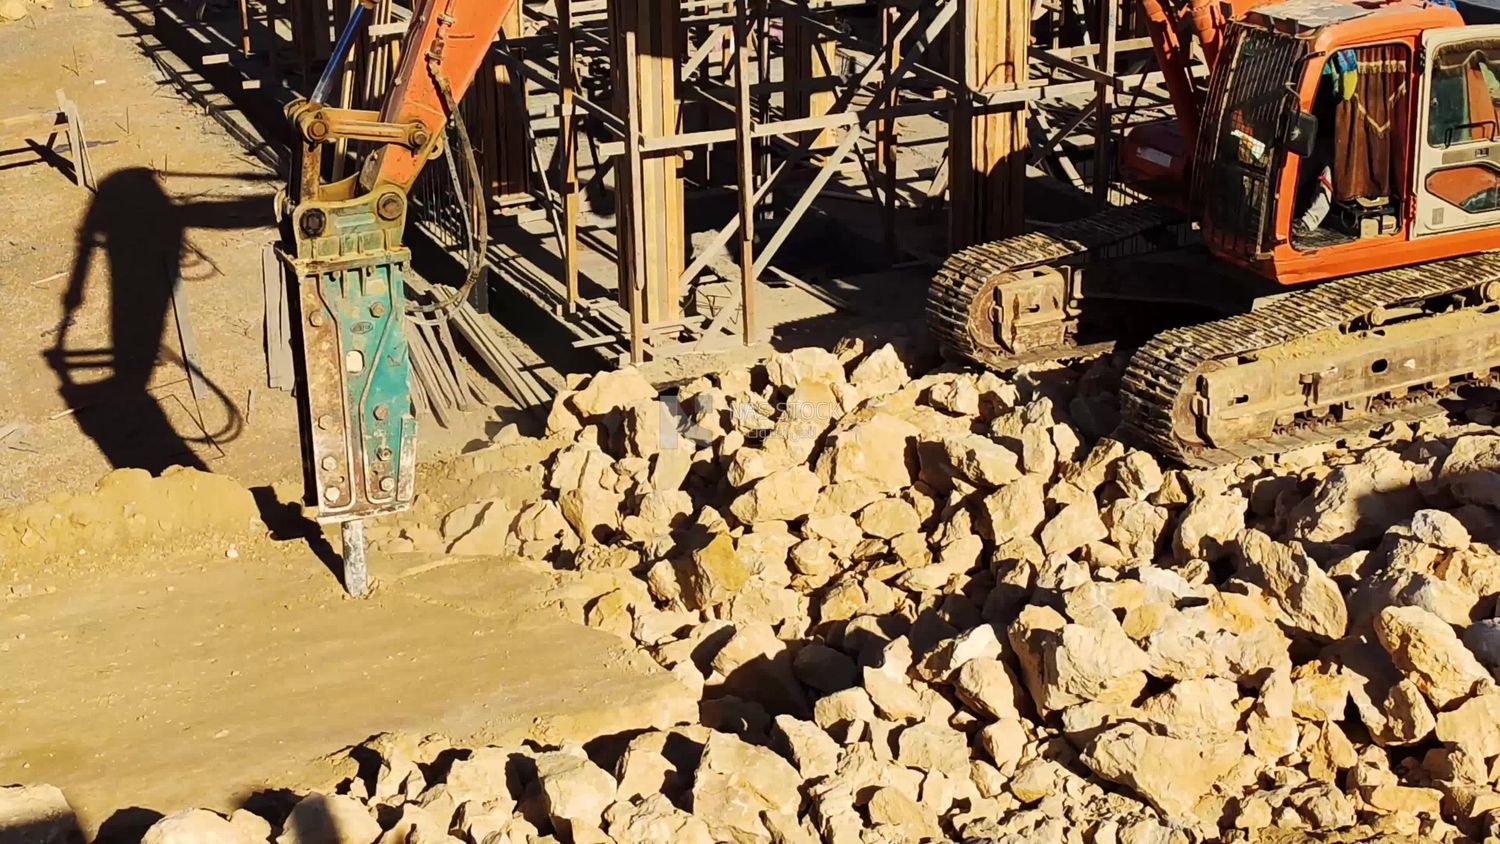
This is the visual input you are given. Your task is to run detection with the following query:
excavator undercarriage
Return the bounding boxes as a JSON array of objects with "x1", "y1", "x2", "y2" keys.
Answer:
[{"x1": 928, "y1": 206, "x2": 1500, "y2": 466}]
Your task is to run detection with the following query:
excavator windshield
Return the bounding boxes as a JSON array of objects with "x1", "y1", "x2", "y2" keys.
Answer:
[{"x1": 1193, "y1": 23, "x2": 1309, "y2": 256}]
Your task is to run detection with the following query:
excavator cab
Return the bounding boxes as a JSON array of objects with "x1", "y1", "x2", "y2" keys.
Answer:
[{"x1": 1190, "y1": 2, "x2": 1500, "y2": 284}]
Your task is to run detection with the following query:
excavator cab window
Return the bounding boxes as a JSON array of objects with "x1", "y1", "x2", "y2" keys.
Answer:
[
  {"x1": 1427, "y1": 43, "x2": 1500, "y2": 148},
  {"x1": 1290, "y1": 44, "x2": 1409, "y2": 251},
  {"x1": 1423, "y1": 42, "x2": 1500, "y2": 215}
]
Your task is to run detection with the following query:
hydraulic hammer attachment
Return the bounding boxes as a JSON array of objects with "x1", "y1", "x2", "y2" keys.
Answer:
[
  {"x1": 278, "y1": 95, "x2": 422, "y2": 597},
  {"x1": 282, "y1": 247, "x2": 416, "y2": 524}
]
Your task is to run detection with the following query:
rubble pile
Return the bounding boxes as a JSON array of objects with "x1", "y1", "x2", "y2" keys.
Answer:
[{"x1": 25, "y1": 338, "x2": 1500, "y2": 843}]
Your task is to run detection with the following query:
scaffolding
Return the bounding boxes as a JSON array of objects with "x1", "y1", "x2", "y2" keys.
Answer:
[{"x1": 152, "y1": 0, "x2": 1192, "y2": 366}]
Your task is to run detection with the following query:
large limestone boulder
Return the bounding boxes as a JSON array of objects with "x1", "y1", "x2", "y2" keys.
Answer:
[
  {"x1": 1374, "y1": 605, "x2": 1490, "y2": 709},
  {"x1": 1236, "y1": 530, "x2": 1348, "y2": 641},
  {"x1": 534, "y1": 749, "x2": 619, "y2": 840},
  {"x1": 0, "y1": 785, "x2": 80, "y2": 844},
  {"x1": 1009, "y1": 605, "x2": 1151, "y2": 715},
  {"x1": 143, "y1": 810, "x2": 259, "y2": 844},
  {"x1": 275, "y1": 794, "x2": 380, "y2": 844},
  {"x1": 815, "y1": 412, "x2": 920, "y2": 495},
  {"x1": 1288, "y1": 449, "x2": 1423, "y2": 545},
  {"x1": 691, "y1": 733, "x2": 802, "y2": 843},
  {"x1": 1082, "y1": 722, "x2": 1244, "y2": 816}
]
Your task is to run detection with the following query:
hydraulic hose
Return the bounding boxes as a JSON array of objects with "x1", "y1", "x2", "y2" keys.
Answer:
[{"x1": 404, "y1": 56, "x2": 489, "y2": 320}]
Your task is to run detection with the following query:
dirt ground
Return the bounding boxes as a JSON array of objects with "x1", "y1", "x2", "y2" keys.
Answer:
[
  {"x1": 0, "y1": 0, "x2": 506, "y2": 509},
  {"x1": 0, "y1": 528, "x2": 692, "y2": 838},
  {"x1": 0, "y1": 4, "x2": 690, "y2": 837}
]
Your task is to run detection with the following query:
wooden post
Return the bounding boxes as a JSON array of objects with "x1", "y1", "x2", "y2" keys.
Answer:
[
  {"x1": 733, "y1": 0, "x2": 756, "y2": 344},
  {"x1": 950, "y1": 0, "x2": 1028, "y2": 248},
  {"x1": 559, "y1": 0, "x2": 580, "y2": 313},
  {"x1": 1092, "y1": 0, "x2": 1116, "y2": 207},
  {"x1": 878, "y1": 1, "x2": 900, "y2": 256},
  {"x1": 611, "y1": 0, "x2": 685, "y2": 327},
  {"x1": 781, "y1": 0, "x2": 837, "y2": 148},
  {"x1": 476, "y1": 0, "x2": 531, "y2": 205},
  {"x1": 620, "y1": 19, "x2": 649, "y2": 363}
]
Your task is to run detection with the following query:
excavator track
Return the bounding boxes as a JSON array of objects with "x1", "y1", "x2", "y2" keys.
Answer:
[
  {"x1": 927, "y1": 202, "x2": 1183, "y2": 369},
  {"x1": 1123, "y1": 251, "x2": 1500, "y2": 467}
]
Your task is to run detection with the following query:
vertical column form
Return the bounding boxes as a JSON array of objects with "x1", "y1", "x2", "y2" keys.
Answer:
[
  {"x1": 733, "y1": 0, "x2": 757, "y2": 343},
  {"x1": 558, "y1": 0, "x2": 580, "y2": 312},
  {"x1": 611, "y1": 0, "x2": 686, "y2": 326},
  {"x1": 878, "y1": 1, "x2": 901, "y2": 256},
  {"x1": 781, "y1": 0, "x2": 838, "y2": 148},
  {"x1": 1092, "y1": 0, "x2": 1117, "y2": 206},
  {"x1": 476, "y1": 0, "x2": 532, "y2": 205},
  {"x1": 949, "y1": 0, "x2": 1029, "y2": 248}
]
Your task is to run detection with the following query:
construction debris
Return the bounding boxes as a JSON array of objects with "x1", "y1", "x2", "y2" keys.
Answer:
[{"x1": 11, "y1": 339, "x2": 1500, "y2": 842}]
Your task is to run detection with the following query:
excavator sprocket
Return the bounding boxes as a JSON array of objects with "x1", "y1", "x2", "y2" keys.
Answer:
[
  {"x1": 1123, "y1": 252, "x2": 1500, "y2": 467},
  {"x1": 926, "y1": 202, "x2": 1183, "y2": 369}
]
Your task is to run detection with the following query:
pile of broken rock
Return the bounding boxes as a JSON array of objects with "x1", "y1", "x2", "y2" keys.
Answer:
[{"x1": 16, "y1": 338, "x2": 1500, "y2": 843}]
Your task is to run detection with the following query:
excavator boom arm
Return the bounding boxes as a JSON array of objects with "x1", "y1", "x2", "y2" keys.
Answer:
[{"x1": 359, "y1": 0, "x2": 519, "y2": 193}]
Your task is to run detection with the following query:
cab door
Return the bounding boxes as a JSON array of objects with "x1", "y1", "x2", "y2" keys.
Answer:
[{"x1": 1414, "y1": 27, "x2": 1500, "y2": 236}]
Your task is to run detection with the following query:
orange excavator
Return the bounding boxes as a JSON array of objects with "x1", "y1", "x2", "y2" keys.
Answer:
[
  {"x1": 928, "y1": 0, "x2": 1500, "y2": 465},
  {"x1": 275, "y1": 0, "x2": 518, "y2": 592}
]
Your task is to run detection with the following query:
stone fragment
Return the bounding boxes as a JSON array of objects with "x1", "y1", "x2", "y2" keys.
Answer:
[
  {"x1": 896, "y1": 721, "x2": 971, "y2": 772},
  {"x1": 792, "y1": 642, "x2": 858, "y2": 693},
  {"x1": 771, "y1": 715, "x2": 840, "y2": 779},
  {"x1": 1380, "y1": 678, "x2": 1436, "y2": 746},
  {"x1": 977, "y1": 718, "x2": 1027, "y2": 774},
  {"x1": 1082, "y1": 723, "x2": 1244, "y2": 817},
  {"x1": 684, "y1": 533, "x2": 751, "y2": 608},
  {"x1": 374, "y1": 805, "x2": 450, "y2": 844},
  {"x1": 816, "y1": 413, "x2": 919, "y2": 494},
  {"x1": 849, "y1": 344, "x2": 909, "y2": 399},
  {"x1": 1039, "y1": 499, "x2": 1108, "y2": 557},
  {"x1": 1410, "y1": 509, "x2": 1472, "y2": 549},
  {"x1": 1137, "y1": 678, "x2": 1241, "y2": 742},
  {"x1": 866, "y1": 787, "x2": 941, "y2": 840},
  {"x1": 856, "y1": 498, "x2": 922, "y2": 540},
  {"x1": 605, "y1": 793, "x2": 714, "y2": 844},
  {"x1": 1113, "y1": 451, "x2": 1164, "y2": 500},
  {"x1": 570, "y1": 367, "x2": 657, "y2": 419},
  {"x1": 691, "y1": 733, "x2": 801, "y2": 843},
  {"x1": 953, "y1": 658, "x2": 1025, "y2": 722},
  {"x1": 558, "y1": 486, "x2": 623, "y2": 544},
  {"x1": 711, "y1": 623, "x2": 809, "y2": 716},
  {"x1": 1102, "y1": 499, "x2": 1168, "y2": 561},
  {"x1": 1374, "y1": 605, "x2": 1490, "y2": 709},
  {"x1": 1010, "y1": 606, "x2": 1150, "y2": 714},
  {"x1": 919, "y1": 434, "x2": 1021, "y2": 491},
  {"x1": 275, "y1": 794, "x2": 381, "y2": 844},
  {"x1": 614, "y1": 729, "x2": 705, "y2": 803},
  {"x1": 978, "y1": 475, "x2": 1046, "y2": 541},
  {"x1": 862, "y1": 665, "x2": 927, "y2": 722},
  {"x1": 1289, "y1": 450, "x2": 1422, "y2": 545},
  {"x1": 535, "y1": 750, "x2": 618, "y2": 839},
  {"x1": 765, "y1": 347, "x2": 845, "y2": 393},
  {"x1": 0, "y1": 785, "x2": 79, "y2": 844},
  {"x1": 444, "y1": 746, "x2": 515, "y2": 805},
  {"x1": 1173, "y1": 492, "x2": 1246, "y2": 563},
  {"x1": 142, "y1": 810, "x2": 250, "y2": 844},
  {"x1": 1436, "y1": 691, "x2": 1500, "y2": 759},
  {"x1": 730, "y1": 466, "x2": 821, "y2": 524},
  {"x1": 812, "y1": 687, "x2": 878, "y2": 736},
  {"x1": 229, "y1": 811, "x2": 272, "y2": 844},
  {"x1": 1236, "y1": 529, "x2": 1347, "y2": 641},
  {"x1": 1464, "y1": 619, "x2": 1500, "y2": 669},
  {"x1": 927, "y1": 378, "x2": 981, "y2": 417}
]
